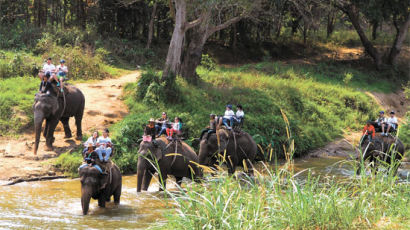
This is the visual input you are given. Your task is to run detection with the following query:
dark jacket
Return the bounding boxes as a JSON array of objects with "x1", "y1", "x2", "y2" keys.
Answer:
[
  {"x1": 39, "y1": 81, "x2": 53, "y2": 94},
  {"x1": 144, "y1": 125, "x2": 156, "y2": 138}
]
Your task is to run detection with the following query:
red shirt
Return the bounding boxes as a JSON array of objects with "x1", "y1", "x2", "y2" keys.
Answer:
[{"x1": 362, "y1": 125, "x2": 375, "y2": 138}]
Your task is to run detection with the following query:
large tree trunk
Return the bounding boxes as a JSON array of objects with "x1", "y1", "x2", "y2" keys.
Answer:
[
  {"x1": 180, "y1": 23, "x2": 209, "y2": 81},
  {"x1": 180, "y1": 16, "x2": 242, "y2": 81},
  {"x1": 146, "y1": 2, "x2": 157, "y2": 49},
  {"x1": 162, "y1": 0, "x2": 186, "y2": 80},
  {"x1": 388, "y1": 13, "x2": 410, "y2": 65},
  {"x1": 344, "y1": 4, "x2": 382, "y2": 69}
]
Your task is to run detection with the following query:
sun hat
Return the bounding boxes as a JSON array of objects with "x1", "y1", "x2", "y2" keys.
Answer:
[{"x1": 149, "y1": 118, "x2": 155, "y2": 122}]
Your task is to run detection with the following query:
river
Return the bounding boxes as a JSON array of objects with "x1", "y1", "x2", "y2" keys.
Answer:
[{"x1": 0, "y1": 157, "x2": 408, "y2": 229}]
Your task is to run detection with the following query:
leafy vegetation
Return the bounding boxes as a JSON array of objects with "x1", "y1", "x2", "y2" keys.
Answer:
[
  {"x1": 96, "y1": 61, "x2": 384, "y2": 175},
  {"x1": 160, "y1": 161, "x2": 409, "y2": 229}
]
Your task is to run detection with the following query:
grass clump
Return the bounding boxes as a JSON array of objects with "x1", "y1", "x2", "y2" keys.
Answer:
[
  {"x1": 54, "y1": 150, "x2": 83, "y2": 177},
  {"x1": 161, "y1": 161, "x2": 409, "y2": 230}
]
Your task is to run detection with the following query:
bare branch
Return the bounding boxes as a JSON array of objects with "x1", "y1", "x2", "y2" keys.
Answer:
[{"x1": 207, "y1": 15, "x2": 243, "y2": 37}]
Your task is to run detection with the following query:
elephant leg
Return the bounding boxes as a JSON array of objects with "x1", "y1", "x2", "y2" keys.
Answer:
[
  {"x1": 142, "y1": 171, "x2": 153, "y2": 191},
  {"x1": 245, "y1": 159, "x2": 254, "y2": 177},
  {"x1": 106, "y1": 196, "x2": 111, "y2": 202},
  {"x1": 75, "y1": 112, "x2": 83, "y2": 140},
  {"x1": 43, "y1": 119, "x2": 49, "y2": 138},
  {"x1": 98, "y1": 196, "x2": 106, "y2": 208},
  {"x1": 60, "y1": 117, "x2": 72, "y2": 138},
  {"x1": 175, "y1": 176, "x2": 183, "y2": 187},
  {"x1": 114, "y1": 186, "x2": 121, "y2": 204},
  {"x1": 45, "y1": 118, "x2": 59, "y2": 150},
  {"x1": 226, "y1": 155, "x2": 236, "y2": 175}
]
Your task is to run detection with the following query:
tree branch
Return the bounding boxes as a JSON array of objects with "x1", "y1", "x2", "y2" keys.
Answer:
[
  {"x1": 207, "y1": 16, "x2": 243, "y2": 37},
  {"x1": 184, "y1": 12, "x2": 207, "y2": 31}
]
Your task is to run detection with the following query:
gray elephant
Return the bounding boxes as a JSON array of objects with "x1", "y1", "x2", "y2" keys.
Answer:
[
  {"x1": 357, "y1": 134, "x2": 405, "y2": 174},
  {"x1": 137, "y1": 136, "x2": 202, "y2": 192},
  {"x1": 33, "y1": 84, "x2": 85, "y2": 155},
  {"x1": 79, "y1": 163, "x2": 122, "y2": 215},
  {"x1": 198, "y1": 129, "x2": 257, "y2": 176}
]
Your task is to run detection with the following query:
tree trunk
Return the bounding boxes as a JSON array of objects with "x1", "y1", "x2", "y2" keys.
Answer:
[
  {"x1": 371, "y1": 20, "x2": 379, "y2": 40},
  {"x1": 180, "y1": 24, "x2": 209, "y2": 81},
  {"x1": 146, "y1": 2, "x2": 157, "y2": 49},
  {"x1": 388, "y1": 13, "x2": 410, "y2": 65},
  {"x1": 344, "y1": 4, "x2": 382, "y2": 69},
  {"x1": 180, "y1": 16, "x2": 242, "y2": 81},
  {"x1": 327, "y1": 11, "x2": 336, "y2": 38},
  {"x1": 162, "y1": 0, "x2": 186, "y2": 80}
]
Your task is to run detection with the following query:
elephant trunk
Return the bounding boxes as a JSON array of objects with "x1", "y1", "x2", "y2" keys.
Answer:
[
  {"x1": 81, "y1": 186, "x2": 92, "y2": 215},
  {"x1": 198, "y1": 143, "x2": 208, "y2": 166},
  {"x1": 33, "y1": 114, "x2": 44, "y2": 155},
  {"x1": 136, "y1": 158, "x2": 145, "y2": 192}
]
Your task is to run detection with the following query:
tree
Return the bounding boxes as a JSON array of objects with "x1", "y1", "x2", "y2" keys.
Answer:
[
  {"x1": 334, "y1": 0, "x2": 410, "y2": 68},
  {"x1": 180, "y1": 0, "x2": 258, "y2": 81}
]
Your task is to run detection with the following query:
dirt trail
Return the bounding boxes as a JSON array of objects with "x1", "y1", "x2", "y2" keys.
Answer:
[{"x1": 0, "y1": 72, "x2": 139, "y2": 181}]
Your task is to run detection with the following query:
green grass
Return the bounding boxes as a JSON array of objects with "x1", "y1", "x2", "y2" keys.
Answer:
[
  {"x1": 159, "y1": 162, "x2": 409, "y2": 229},
  {"x1": 0, "y1": 76, "x2": 38, "y2": 135},
  {"x1": 99, "y1": 61, "x2": 385, "y2": 174}
]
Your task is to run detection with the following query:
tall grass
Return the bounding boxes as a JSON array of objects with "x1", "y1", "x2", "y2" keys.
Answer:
[{"x1": 160, "y1": 124, "x2": 409, "y2": 230}]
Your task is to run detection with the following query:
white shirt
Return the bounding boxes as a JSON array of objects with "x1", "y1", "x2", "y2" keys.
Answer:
[
  {"x1": 236, "y1": 110, "x2": 244, "y2": 118},
  {"x1": 84, "y1": 136, "x2": 97, "y2": 147},
  {"x1": 223, "y1": 110, "x2": 235, "y2": 119},
  {"x1": 97, "y1": 136, "x2": 112, "y2": 149},
  {"x1": 43, "y1": 63, "x2": 55, "y2": 73},
  {"x1": 387, "y1": 117, "x2": 398, "y2": 125},
  {"x1": 57, "y1": 64, "x2": 68, "y2": 73}
]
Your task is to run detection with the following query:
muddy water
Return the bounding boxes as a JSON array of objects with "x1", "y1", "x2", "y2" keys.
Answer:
[{"x1": 0, "y1": 157, "x2": 408, "y2": 229}]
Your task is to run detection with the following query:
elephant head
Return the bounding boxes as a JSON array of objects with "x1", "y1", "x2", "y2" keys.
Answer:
[
  {"x1": 79, "y1": 165, "x2": 108, "y2": 215},
  {"x1": 198, "y1": 129, "x2": 230, "y2": 167},
  {"x1": 136, "y1": 139, "x2": 167, "y2": 192},
  {"x1": 33, "y1": 93, "x2": 59, "y2": 155}
]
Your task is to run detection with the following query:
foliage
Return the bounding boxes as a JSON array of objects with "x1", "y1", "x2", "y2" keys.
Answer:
[
  {"x1": 0, "y1": 76, "x2": 38, "y2": 135},
  {"x1": 89, "y1": 61, "x2": 382, "y2": 175},
  {"x1": 399, "y1": 81, "x2": 410, "y2": 149},
  {"x1": 54, "y1": 150, "x2": 83, "y2": 177},
  {"x1": 161, "y1": 161, "x2": 410, "y2": 229},
  {"x1": 200, "y1": 54, "x2": 216, "y2": 71}
]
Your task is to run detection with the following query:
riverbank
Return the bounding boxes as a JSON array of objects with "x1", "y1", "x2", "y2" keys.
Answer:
[{"x1": 0, "y1": 72, "x2": 139, "y2": 181}]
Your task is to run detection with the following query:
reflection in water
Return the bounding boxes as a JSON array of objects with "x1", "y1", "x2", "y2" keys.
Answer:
[{"x1": 0, "y1": 157, "x2": 407, "y2": 229}]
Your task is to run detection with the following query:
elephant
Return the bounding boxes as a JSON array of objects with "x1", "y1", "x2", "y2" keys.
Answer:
[
  {"x1": 33, "y1": 84, "x2": 85, "y2": 155},
  {"x1": 357, "y1": 134, "x2": 405, "y2": 175},
  {"x1": 79, "y1": 163, "x2": 122, "y2": 215},
  {"x1": 198, "y1": 128, "x2": 257, "y2": 176},
  {"x1": 137, "y1": 136, "x2": 202, "y2": 192}
]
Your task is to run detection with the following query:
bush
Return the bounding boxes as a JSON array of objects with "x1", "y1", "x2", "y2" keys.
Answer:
[{"x1": 54, "y1": 150, "x2": 83, "y2": 177}]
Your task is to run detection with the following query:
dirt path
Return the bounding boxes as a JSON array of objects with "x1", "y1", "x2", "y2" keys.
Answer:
[{"x1": 0, "y1": 72, "x2": 139, "y2": 182}]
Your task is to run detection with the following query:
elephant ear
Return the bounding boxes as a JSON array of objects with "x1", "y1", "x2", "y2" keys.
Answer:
[
  {"x1": 152, "y1": 147, "x2": 163, "y2": 161},
  {"x1": 99, "y1": 173, "x2": 109, "y2": 190}
]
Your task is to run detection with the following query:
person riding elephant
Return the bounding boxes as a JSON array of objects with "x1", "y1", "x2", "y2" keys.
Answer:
[
  {"x1": 198, "y1": 128, "x2": 257, "y2": 176},
  {"x1": 78, "y1": 162, "x2": 122, "y2": 215},
  {"x1": 136, "y1": 136, "x2": 202, "y2": 192},
  {"x1": 33, "y1": 84, "x2": 85, "y2": 155},
  {"x1": 357, "y1": 134, "x2": 405, "y2": 175}
]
